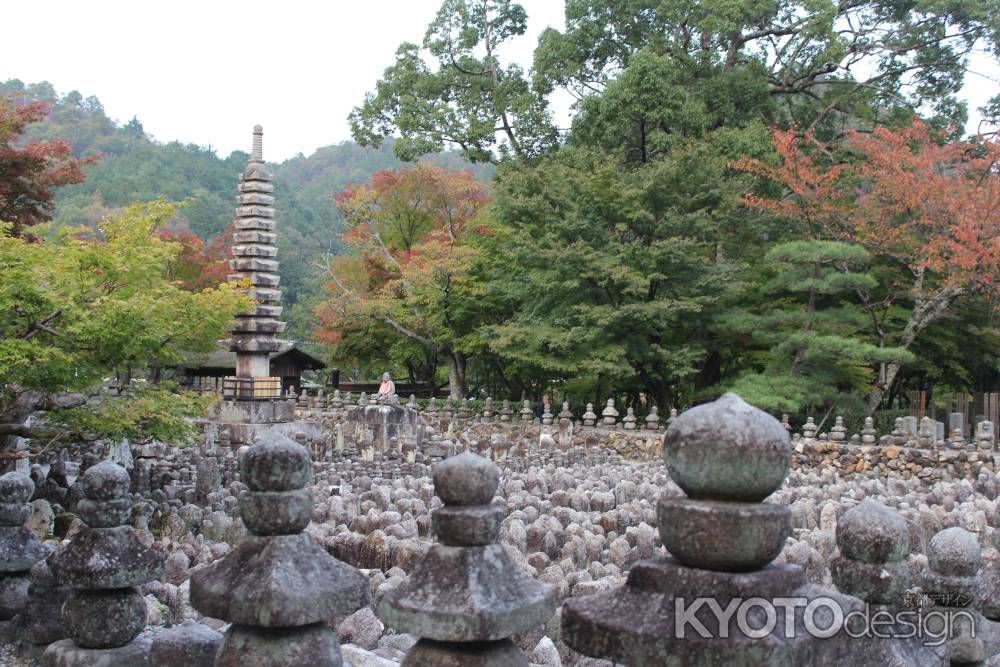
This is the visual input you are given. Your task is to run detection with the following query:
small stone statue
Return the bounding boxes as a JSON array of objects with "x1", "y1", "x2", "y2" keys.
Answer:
[
  {"x1": 191, "y1": 433, "x2": 369, "y2": 665},
  {"x1": 374, "y1": 372, "x2": 396, "y2": 403},
  {"x1": 645, "y1": 405, "x2": 659, "y2": 431},
  {"x1": 622, "y1": 407, "x2": 637, "y2": 430},
  {"x1": 830, "y1": 415, "x2": 846, "y2": 441},
  {"x1": 0, "y1": 472, "x2": 48, "y2": 620}
]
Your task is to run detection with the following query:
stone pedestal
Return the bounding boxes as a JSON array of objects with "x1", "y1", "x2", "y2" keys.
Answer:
[
  {"x1": 43, "y1": 635, "x2": 154, "y2": 667},
  {"x1": 345, "y1": 403, "x2": 423, "y2": 456},
  {"x1": 208, "y1": 398, "x2": 323, "y2": 446}
]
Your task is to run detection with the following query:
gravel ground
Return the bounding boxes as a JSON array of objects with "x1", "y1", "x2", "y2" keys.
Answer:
[{"x1": 0, "y1": 643, "x2": 37, "y2": 667}]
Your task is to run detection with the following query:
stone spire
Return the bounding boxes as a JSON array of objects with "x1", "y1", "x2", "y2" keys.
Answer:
[
  {"x1": 251, "y1": 124, "x2": 263, "y2": 162},
  {"x1": 228, "y1": 125, "x2": 285, "y2": 383}
]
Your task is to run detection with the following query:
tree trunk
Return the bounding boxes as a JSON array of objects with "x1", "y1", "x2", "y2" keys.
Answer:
[
  {"x1": 866, "y1": 284, "x2": 966, "y2": 413},
  {"x1": 447, "y1": 351, "x2": 466, "y2": 399},
  {"x1": 867, "y1": 360, "x2": 902, "y2": 412}
]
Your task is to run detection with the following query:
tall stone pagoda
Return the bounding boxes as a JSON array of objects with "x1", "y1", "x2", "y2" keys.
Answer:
[
  {"x1": 209, "y1": 126, "x2": 303, "y2": 445},
  {"x1": 227, "y1": 125, "x2": 284, "y2": 395}
]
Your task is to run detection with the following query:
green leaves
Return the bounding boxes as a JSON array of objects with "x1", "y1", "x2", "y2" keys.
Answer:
[
  {"x1": 0, "y1": 202, "x2": 251, "y2": 394},
  {"x1": 49, "y1": 383, "x2": 217, "y2": 445},
  {"x1": 349, "y1": 0, "x2": 557, "y2": 163}
]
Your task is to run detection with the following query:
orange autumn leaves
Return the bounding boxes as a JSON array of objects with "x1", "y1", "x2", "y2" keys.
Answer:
[
  {"x1": 737, "y1": 120, "x2": 1000, "y2": 291},
  {"x1": 317, "y1": 164, "x2": 491, "y2": 349}
]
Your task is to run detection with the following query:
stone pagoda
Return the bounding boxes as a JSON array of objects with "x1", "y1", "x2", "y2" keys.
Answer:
[
  {"x1": 210, "y1": 126, "x2": 303, "y2": 445},
  {"x1": 228, "y1": 124, "x2": 284, "y2": 393}
]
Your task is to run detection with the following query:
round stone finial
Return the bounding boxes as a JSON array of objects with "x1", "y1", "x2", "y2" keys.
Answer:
[
  {"x1": 433, "y1": 452, "x2": 499, "y2": 506},
  {"x1": 0, "y1": 472, "x2": 34, "y2": 505},
  {"x1": 836, "y1": 500, "x2": 909, "y2": 563},
  {"x1": 81, "y1": 461, "x2": 130, "y2": 501},
  {"x1": 240, "y1": 433, "x2": 312, "y2": 492},
  {"x1": 929, "y1": 527, "x2": 980, "y2": 577},
  {"x1": 664, "y1": 393, "x2": 790, "y2": 502}
]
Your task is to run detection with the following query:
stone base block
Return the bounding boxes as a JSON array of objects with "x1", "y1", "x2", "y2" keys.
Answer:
[
  {"x1": 42, "y1": 636, "x2": 153, "y2": 667},
  {"x1": 215, "y1": 622, "x2": 341, "y2": 667},
  {"x1": 402, "y1": 638, "x2": 528, "y2": 666},
  {"x1": 210, "y1": 419, "x2": 322, "y2": 446},
  {"x1": 210, "y1": 399, "x2": 295, "y2": 426},
  {"x1": 149, "y1": 621, "x2": 223, "y2": 667},
  {"x1": 562, "y1": 561, "x2": 887, "y2": 667}
]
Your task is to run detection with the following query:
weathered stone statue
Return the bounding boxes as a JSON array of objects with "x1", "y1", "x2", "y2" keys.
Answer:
[
  {"x1": 375, "y1": 372, "x2": 397, "y2": 403},
  {"x1": 562, "y1": 393, "x2": 874, "y2": 665},
  {"x1": 0, "y1": 472, "x2": 48, "y2": 621}
]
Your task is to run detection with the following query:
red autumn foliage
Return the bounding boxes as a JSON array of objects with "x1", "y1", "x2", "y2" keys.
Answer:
[
  {"x1": 159, "y1": 224, "x2": 232, "y2": 291},
  {"x1": 0, "y1": 100, "x2": 94, "y2": 236},
  {"x1": 737, "y1": 120, "x2": 1000, "y2": 407},
  {"x1": 737, "y1": 120, "x2": 1000, "y2": 290}
]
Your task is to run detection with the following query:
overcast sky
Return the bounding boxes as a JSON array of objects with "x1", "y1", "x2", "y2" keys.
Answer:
[{"x1": 2, "y1": 0, "x2": 997, "y2": 162}]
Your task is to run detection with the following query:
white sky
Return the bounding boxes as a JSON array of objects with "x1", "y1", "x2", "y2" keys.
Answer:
[{"x1": 1, "y1": 0, "x2": 996, "y2": 162}]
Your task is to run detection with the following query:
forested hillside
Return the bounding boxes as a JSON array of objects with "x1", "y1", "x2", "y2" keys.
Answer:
[{"x1": 0, "y1": 79, "x2": 491, "y2": 336}]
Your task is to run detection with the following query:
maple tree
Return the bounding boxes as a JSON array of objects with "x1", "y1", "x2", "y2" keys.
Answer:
[
  {"x1": 315, "y1": 164, "x2": 491, "y2": 397},
  {"x1": 0, "y1": 99, "x2": 92, "y2": 236},
  {"x1": 159, "y1": 223, "x2": 233, "y2": 291},
  {"x1": 737, "y1": 120, "x2": 1000, "y2": 410},
  {"x1": 0, "y1": 201, "x2": 252, "y2": 445}
]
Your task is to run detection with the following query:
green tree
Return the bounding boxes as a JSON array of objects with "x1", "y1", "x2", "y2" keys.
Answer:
[
  {"x1": 481, "y1": 142, "x2": 748, "y2": 409},
  {"x1": 349, "y1": 0, "x2": 558, "y2": 163},
  {"x1": 722, "y1": 240, "x2": 911, "y2": 413},
  {"x1": 535, "y1": 0, "x2": 998, "y2": 136},
  {"x1": 317, "y1": 165, "x2": 493, "y2": 397},
  {"x1": 0, "y1": 201, "x2": 252, "y2": 445}
]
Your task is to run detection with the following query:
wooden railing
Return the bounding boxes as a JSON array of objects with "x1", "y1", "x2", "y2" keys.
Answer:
[{"x1": 222, "y1": 376, "x2": 282, "y2": 400}]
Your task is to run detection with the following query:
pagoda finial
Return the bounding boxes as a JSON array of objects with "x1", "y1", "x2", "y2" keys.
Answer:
[{"x1": 251, "y1": 124, "x2": 263, "y2": 162}]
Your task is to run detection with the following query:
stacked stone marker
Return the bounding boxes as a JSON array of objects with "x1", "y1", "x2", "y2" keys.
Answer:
[
  {"x1": 378, "y1": 452, "x2": 557, "y2": 665},
  {"x1": 563, "y1": 393, "x2": 828, "y2": 664},
  {"x1": 191, "y1": 432, "x2": 369, "y2": 665},
  {"x1": 0, "y1": 472, "x2": 47, "y2": 621},
  {"x1": 645, "y1": 405, "x2": 659, "y2": 431},
  {"x1": 228, "y1": 125, "x2": 285, "y2": 384},
  {"x1": 601, "y1": 398, "x2": 619, "y2": 426},
  {"x1": 45, "y1": 461, "x2": 165, "y2": 665},
  {"x1": 830, "y1": 500, "x2": 910, "y2": 604},
  {"x1": 923, "y1": 527, "x2": 984, "y2": 664},
  {"x1": 829, "y1": 502, "x2": 940, "y2": 664},
  {"x1": 520, "y1": 400, "x2": 533, "y2": 423}
]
